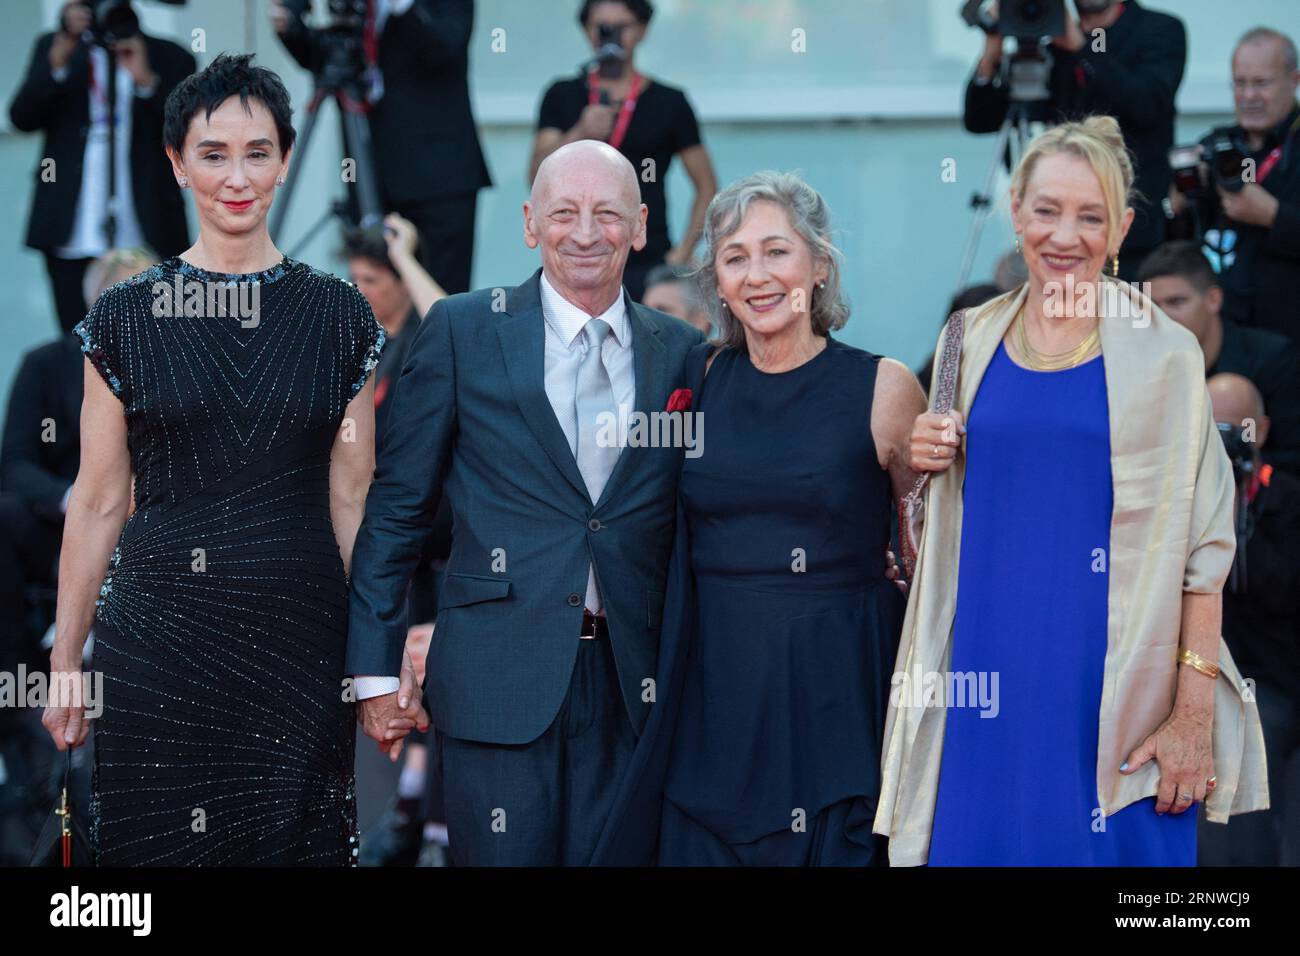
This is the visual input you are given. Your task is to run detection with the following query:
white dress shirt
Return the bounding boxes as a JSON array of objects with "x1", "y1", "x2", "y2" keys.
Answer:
[
  {"x1": 52, "y1": 46, "x2": 148, "y2": 259},
  {"x1": 354, "y1": 272, "x2": 636, "y2": 701}
]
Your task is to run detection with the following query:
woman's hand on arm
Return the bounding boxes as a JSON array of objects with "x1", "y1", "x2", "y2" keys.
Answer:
[
  {"x1": 909, "y1": 408, "x2": 966, "y2": 474},
  {"x1": 1120, "y1": 590, "x2": 1220, "y2": 814},
  {"x1": 330, "y1": 377, "x2": 377, "y2": 578},
  {"x1": 43, "y1": 359, "x2": 133, "y2": 750}
]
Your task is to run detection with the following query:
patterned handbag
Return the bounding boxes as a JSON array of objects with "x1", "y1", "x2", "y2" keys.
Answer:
[{"x1": 898, "y1": 309, "x2": 966, "y2": 579}]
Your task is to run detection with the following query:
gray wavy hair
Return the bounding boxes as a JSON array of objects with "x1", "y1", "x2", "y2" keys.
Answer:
[{"x1": 697, "y1": 170, "x2": 849, "y2": 350}]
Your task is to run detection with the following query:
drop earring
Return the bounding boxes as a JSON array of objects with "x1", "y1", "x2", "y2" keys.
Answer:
[
  {"x1": 1014, "y1": 234, "x2": 1022, "y2": 254},
  {"x1": 1112, "y1": 253, "x2": 1120, "y2": 277},
  {"x1": 178, "y1": 176, "x2": 189, "y2": 188}
]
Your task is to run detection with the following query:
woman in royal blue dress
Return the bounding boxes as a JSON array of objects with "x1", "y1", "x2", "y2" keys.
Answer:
[
  {"x1": 874, "y1": 117, "x2": 1269, "y2": 866},
  {"x1": 656, "y1": 171, "x2": 927, "y2": 865}
]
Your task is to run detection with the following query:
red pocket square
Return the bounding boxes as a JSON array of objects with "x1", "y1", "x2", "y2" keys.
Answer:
[{"x1": 666, "y1": 388, "x2": 692, "y2": 412}]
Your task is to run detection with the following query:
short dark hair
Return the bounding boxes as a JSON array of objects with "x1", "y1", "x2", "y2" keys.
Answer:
[
  {"x1": 339, "y1": 226, "x2": 400, "y2": 278},
  {"x1": 1136, "y1": 240, "x2": 1219, "y2": 293},
  {"x1": 164, "y1": 52, "x2": 296, "y2": 157},
  {"x1": 578, "y1": 0, "x2": 654, "y2": 28},
  {"x1": 644, "y1": 262, "x2": 705, "y2": 311}
]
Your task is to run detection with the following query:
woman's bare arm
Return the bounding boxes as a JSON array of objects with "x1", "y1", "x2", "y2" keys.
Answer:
[
  {"x1": 872, "y1": 357, "x2": 929, "y2": 505},
  {"x1": 51, "y1": 360, "x2": 133, "y2": 673},
  {"x1": 330, "y1": 376, "x2": 377, "y2": 577}
]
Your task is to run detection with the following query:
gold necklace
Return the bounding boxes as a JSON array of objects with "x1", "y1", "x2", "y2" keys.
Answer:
[{"x1": 1015, "y1": 307, "x2": 1100, "y2": 371}]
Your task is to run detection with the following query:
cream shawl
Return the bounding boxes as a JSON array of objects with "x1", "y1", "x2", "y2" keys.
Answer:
[{"x1": 873, "y1": 277, "x2": 1270, "y2": 866}]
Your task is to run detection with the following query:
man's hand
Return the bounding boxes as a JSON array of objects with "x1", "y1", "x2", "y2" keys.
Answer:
[
  {"x1": 50, "y1": 1, "x2": 91, "y2": 73},
  {"x1": 357, "y1": 651, "x2": 430, "y2": 761},
  {"x1": 111, "y1": 35, "x2": 155, "y2": 90},
  {"x1": 1218, "y1": 183, "x2": 1280, "y2": 229},
  {"x1": 268, "y1": 2, "x2": 292, "y2": 34},
  {"x1": 1051, "y1": 13, "x2": 1086, "y2": 53}
]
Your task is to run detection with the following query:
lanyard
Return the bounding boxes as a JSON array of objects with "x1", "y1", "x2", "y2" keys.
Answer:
[
  {"x1": 1258, "y1": 113, "x2": 1300, "y2": 183},
  {"x1": 1246, "y1": 463, "x2": 1273, "y2": 506},
  {"x1": 587, "y1": 69, "x2": 642, "y2": 151}
]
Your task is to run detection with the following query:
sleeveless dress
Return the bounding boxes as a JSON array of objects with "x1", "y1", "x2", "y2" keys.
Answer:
[
  {"x1": 660, "y1": 338, "x2": 905, "y2": 865},
  {"x1": 927, "y1": 342, "x2": 1197, "y2": 866},
  {"x1": 73, "y1": 255, "x2": 385, "y2": 866}
]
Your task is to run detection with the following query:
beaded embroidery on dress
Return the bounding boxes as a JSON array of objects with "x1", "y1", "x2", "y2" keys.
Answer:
[{"x1": 73, "y1": 255, "x2": 384, "y2": 865}]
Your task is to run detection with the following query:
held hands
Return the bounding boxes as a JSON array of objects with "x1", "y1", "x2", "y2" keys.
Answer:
[
  {"x1": 1120, "y1": 710, "x2": 1215, "y2": 814},
  {"x1": 909, "y1": 409, "x2": 966, "y2": 474},
  {"x1": 357, "y1": 650, "x2": 430, "y2": 762}
]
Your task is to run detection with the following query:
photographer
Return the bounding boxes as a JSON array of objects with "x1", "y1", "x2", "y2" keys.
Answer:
[
  {"x1": 272, "y1": 0, "x2": 491, "y2": 294},
  {"x1": 1181, "y1": 29, "x2": 1300, "y2": 342},
  {"x1": 1140, "y1": 240, "x2": 1300, "y2": 477},
  {"x1": 965, "y1": 1, "x2": 1186, "y2": 278},
  {"x1": 530, "y1": 0, "x2": 717, "y2": 299},
  {"x1": 1199, "y1": 373, "x2": 1300, "y2": 866},
  {"x1": 8, "y1": 0, "x2": 194, "y2": 333}
]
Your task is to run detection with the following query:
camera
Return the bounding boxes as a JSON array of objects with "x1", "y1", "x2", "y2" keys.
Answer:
[
  {"x1": 281, "y1": 0, "x2": 368, "y2": 30},
  {"x1": 961, "y1": 0, "x2": 1067, "y2": 41},
  {"x1": 63, "y1": 1, "x2": 139, "y2": 44},
  {"x1": 1169, "y1": 131, "x2": 1251, "y2": 199},
  {"x1": 1217, "y1": 422, "x2": 1256, "y2": 482},
  {"x1": 594, "y1": 22, "x2": 628, "y2": 80},
  {"x1": 66, "y1": 1, "x2": 189, "y2": 46}
]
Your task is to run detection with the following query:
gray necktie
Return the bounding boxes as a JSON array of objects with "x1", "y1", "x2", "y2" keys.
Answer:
[{"x1": 575, "y1": 318, "x2": 621, "y2": 611}]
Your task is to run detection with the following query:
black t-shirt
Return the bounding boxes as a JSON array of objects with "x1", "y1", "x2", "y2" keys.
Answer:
[
  {"x1": 1209, "y1": 319, "x2": 1300, "y2": 478},
  {"x1": 537, "y1": 73, "x2": 702, "y2": 259}
]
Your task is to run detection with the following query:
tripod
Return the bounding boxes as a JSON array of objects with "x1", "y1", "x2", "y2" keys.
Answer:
[
  {"x1": 269, "y1": 25, "x2": 384, "y2": 254},
  {"x1": 953, "y1": 41, "x2": 1055, "y2": 295}
]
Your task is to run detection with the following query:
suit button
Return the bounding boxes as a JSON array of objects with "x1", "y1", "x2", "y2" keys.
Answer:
[
  {"x1": 567, "y1": 592, "x2": 582, "y2": 607},
  {"x1": 587, "y1": 518, "x2": 602, "y2": 532}
]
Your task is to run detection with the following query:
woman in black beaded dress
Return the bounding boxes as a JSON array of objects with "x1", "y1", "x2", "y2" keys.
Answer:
[{"x1": 41, "y1": 54, "x2": 426, "y2": 865}]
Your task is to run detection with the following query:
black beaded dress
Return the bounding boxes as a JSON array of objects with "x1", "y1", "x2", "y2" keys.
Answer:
[{"x1": 73, "y1": 254, "x2": 385, "y2": 866}]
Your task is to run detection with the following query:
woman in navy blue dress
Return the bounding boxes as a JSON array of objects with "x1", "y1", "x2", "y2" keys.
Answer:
[{"x1": 657, "y1": 172, "x2": 927, "y2": 866}]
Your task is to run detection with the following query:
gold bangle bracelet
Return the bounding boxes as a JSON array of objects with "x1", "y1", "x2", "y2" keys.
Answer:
[{"x1": 1178, "y1": 648, "x2": 1221, "y2": 680}]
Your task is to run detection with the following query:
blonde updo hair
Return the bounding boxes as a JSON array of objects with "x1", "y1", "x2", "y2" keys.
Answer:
[{"x1": 1010, "y1": 115, "x2": 1137, "y2": 257}]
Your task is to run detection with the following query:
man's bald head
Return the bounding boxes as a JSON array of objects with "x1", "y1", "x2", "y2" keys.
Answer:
[
  {"x1": 1209, "y1": 372, "x2": 1266, "y2": 425},
  {"x1": 523, "y1": 139, "x2": 649, "y2": 314},
  {"x1": 1209, "y1": 371, "x2": 1272, "y2": 457},
  {"x1": 530, "y1": 139, "x2": 642, "y2": 210}
]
